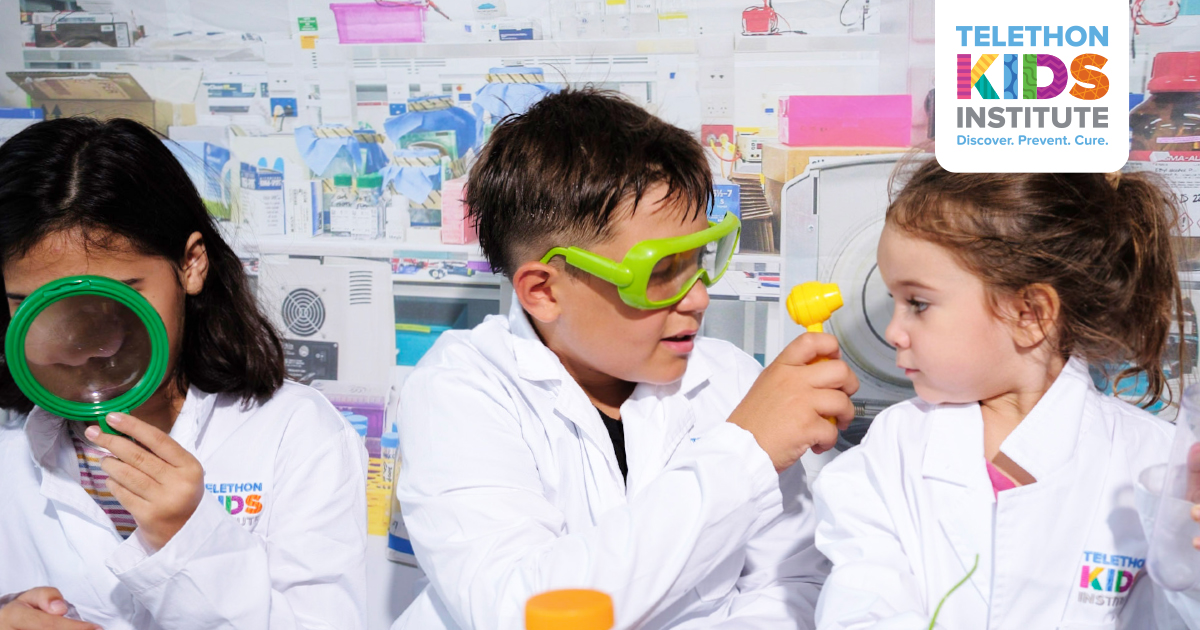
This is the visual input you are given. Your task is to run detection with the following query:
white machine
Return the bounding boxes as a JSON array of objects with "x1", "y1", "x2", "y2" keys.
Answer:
[
  {"x1": 257, "y1": 255, "x2": 396, "y2": 386},
  {"x1": 780, "y1": 153, "x2": 915, "y2": 449}
]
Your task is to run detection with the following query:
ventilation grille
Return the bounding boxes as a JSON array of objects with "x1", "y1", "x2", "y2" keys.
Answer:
[
  {"x1": 281, "y1": 288, "x2": 325, "y2": 337},
  {"x1": 349, "y1": 271, "x2": 374, "y2": 305}
]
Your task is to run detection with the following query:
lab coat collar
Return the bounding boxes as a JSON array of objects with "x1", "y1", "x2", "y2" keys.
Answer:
[
  {"x1": 997, "y1": 356, "x2": 1092, "y2": 482},
  {"x1": 504, "y1": 291, "x2": 712, "y2": 396},
  {"x1": 919, "y1": 356, "x2": 1093, "y2": 486},
  {"x1": 24, "y1": 385, "x2": 219, "y2": 471}
]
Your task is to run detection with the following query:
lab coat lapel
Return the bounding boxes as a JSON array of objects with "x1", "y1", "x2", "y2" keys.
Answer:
[
  {"x1": 506, "y1": 298, "x2": 626, "y2": 498},
  {"x1": 922, "y1": 403, "x2": 995, "y2": 604},
  {"x1": 991, "y1": 360, "x2": 1114, "y2": 626}
]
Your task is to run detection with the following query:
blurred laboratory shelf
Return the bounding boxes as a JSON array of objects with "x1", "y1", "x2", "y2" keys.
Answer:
[
  {"x1": 243, "y1": 234, "x2": 486, "y2": 260},
  {"x1": 21, "y1": 42, "x2": 265, "y2": 64},
  {"x1": 348, "y1": 33, "x2": 903, "y2": 61}
]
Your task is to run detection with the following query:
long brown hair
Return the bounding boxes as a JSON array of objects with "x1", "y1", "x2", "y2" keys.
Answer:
[{"x1": 886, "y1": 158, "x2": 1184, "y2": 408}]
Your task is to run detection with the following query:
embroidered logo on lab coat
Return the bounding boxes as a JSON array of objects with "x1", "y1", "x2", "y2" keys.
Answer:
[{"x1": 1076, "y1": 551, "x2": 1144, "y2": 607}]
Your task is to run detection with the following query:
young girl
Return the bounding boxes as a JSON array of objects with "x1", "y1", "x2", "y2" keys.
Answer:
[
  {"x1": 813, "y1": 161, "x2": 1200, "y2": 629},
  {"x1": 0, "y1": 118, "x2": 367, "y2": 630}
]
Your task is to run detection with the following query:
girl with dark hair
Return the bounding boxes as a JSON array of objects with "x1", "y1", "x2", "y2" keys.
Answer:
[
  {"x1": 0, "y1": 117, "x2": 367, "y2": 630},
  {"x1": 812, "y1": 160, "x2": 1200, "y2": 628}
]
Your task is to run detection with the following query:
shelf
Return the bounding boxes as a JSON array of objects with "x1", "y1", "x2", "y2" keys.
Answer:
[
  {"x1": 242, "y1": 234, "x2": 486, "y2": 259},
  {"x1": 348, "y1": 33, "x2": 900, "y2": 61},
  {"x1": 349, "y1": 36, "x2": 697, "y2": 61},
  {"x1": 21, "y1": 43, "x2": 265, "y2": 64}
]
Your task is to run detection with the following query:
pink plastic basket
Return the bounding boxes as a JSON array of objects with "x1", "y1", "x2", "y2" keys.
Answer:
[
  {"x1": 330, "y1": 3, "x2": 426, "y2": 44},
  {"x1": 778, "y1": 95, "x2": 912, "y2": 147}
]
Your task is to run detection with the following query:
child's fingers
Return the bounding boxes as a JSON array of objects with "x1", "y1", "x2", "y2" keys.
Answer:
[
  {"x1": 104, "y1": 413, "x2": 193, "y2": 468},
  {"x1": 810, "y1": 388, "x2": 857, "y2": 428},
  {"x1": 4, "y1": 606, "x2": 101, "y2": 630},
  {"x1": 14, "y1": 587, "x2": 67, "y2": 615},
  {"x1": 774, "y1": 333, "x2": 841, "y2": 367},
  {"x1": 99, "y1": 456, "x2": 158, "y2": 502},
  {"x1": 803, "y1": 359, "x2": 861, "y2": 397},
  {"x1": 105, "y1": 475, "x2": 152, "y2": 515},
  {"x1": 84, "y1": 425, "x2": 167, "y2": 480},
  {"x1": 1186, "y1": 443, "x2": 1200, "y2": 504}
]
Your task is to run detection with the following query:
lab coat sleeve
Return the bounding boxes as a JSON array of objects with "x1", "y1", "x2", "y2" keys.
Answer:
[
  {"x1": 105, "y1": 411, "x2": 368, "y2": 630},
  {"x1": 395, "y1": 366, "x2": 782, "y2": 630},
  {"x1": 811, "y1": 445, "x2": 936, "y2": 630},
  {"x1": 672, "y1": 351, "x2": 828, "y2": 629}
]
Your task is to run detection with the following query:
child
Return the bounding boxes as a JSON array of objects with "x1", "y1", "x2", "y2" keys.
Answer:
[
  {"x1": 391, "y1": 89, "x2": 860, "y2": 630},
  {"x1": 0, "y1": 118, "x2": 367, "y2": 630},
  {"x1": 813, "y1": 160, "x2": 1200, "y2": 628}
]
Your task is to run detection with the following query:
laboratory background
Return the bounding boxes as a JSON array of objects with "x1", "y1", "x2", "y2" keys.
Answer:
[{"x1": 1, "y1": 0, "x2": 1198, "y2": 626}]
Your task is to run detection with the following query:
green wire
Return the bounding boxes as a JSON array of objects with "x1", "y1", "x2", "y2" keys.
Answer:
[{"x1": 928, "y1": 554, "x2": 979, "y2": 630}]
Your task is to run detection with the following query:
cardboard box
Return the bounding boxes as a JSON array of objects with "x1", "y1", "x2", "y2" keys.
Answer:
[
  {"x1": 7, "y1": 72, "x2": 196, "y2": 134},
  {"x1": 238, "y1": 163, "x2": 286, "y2": 236},
  {"x1": 169, "y1": 141, "x2": 232, "y2": 219},
  {"x1": 34, "y1": 21, "x2": 137, "y2": 48},
  {"x1": 761, "y1": 143, "x2": 909, "y2": 185},
  {"x1": 708, "y1": 177, "x2": 741, "y2": 222}
]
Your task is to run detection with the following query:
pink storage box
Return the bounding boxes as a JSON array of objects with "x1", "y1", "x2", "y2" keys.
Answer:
[
  {"x1": 778, "y1": 95, "x2": 912, "y2": 147},
  {"x1": 330, "y1": 3, "x2": 425, "y2": 44},
  {"x1": 439, "y1": 177, "x2": 477, "y2": 245}
]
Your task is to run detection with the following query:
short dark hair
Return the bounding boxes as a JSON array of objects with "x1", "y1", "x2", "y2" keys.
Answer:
[
  {"x1": 466, "y1": 88, "x2": 713, "y2": 277},
  {"x1": 0, "y1": 117, "x2": 285, "y2": 413}
]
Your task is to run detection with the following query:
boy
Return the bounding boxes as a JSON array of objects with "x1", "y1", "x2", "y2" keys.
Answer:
[{"x1": 392, "y1": 89, "x2": 859, "y2": 630}]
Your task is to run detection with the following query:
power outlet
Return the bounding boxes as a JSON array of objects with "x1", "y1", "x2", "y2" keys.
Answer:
[
  {"x1": 702, "y1": 96, "x2": 733, "y2": 120},
  {"x1": 701, "y1": 124, "x2": 735, "y2": 147}
]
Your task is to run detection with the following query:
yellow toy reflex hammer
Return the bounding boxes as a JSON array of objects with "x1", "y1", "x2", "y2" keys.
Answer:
[{"x1": 785, "y1": 281, "x2": 844, "y2": 424}]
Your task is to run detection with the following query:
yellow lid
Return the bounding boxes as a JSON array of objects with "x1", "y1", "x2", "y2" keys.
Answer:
[{"x1": 526, "y1": 589, "x2": 614, "y2": 630}]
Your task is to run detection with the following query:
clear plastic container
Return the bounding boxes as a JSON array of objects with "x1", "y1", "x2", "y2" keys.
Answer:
[
  {"x1": 1130, "y1": 52, "x2": 1200, "y2": 160},
  {"x1": 327, "y1": 174, "x2": 357, "y2": 237},
  {"x1": 352, "y1": 172, "x2": 385, "y2": 239},
  {"x1": 1144, "y1": 383, "x2": 1200, "y2": 591}
]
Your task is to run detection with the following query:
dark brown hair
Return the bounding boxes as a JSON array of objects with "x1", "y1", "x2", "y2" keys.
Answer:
[
  {"x1": 887, "y1": 157, "x2": 1183, "y2": 407},
  {"x1": 0, "y1": 117, "x2": 285, "y2": 414},
  {"x1": 466, "y1": 87, "x2": 713, "y2": 278}
]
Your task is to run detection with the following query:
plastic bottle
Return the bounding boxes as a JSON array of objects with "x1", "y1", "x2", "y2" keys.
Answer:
[
  {"x1": 321, "y1": 148, "x2": 358, "y2": 234},
  {"x1": 1130, "y1": 52, "x2": 1200, "y2": 161},
  {"x1": 526, "y1": 589, "x2": 613, "y2": 630},
  {"x1": 381, "y1": 430, "x2": 400, "y2": 486},
  {"x1": 1146, "y1": 384, "x2": 1200, "y2": 591},
  {"x1": 352, "y1": 172, "x2": 385, "y2": 239},
  {"x1": 328, "y1": 174, "x2": 358, "y2": 237}
]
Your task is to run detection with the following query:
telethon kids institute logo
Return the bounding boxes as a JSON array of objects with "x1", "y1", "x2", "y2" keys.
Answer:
[
  {"x1": 935, "y1": 1, "x2": 1129, "y2": 173},
  {"x1": 1077, "y1": 551, "x2": 1144, "y2": 608}
]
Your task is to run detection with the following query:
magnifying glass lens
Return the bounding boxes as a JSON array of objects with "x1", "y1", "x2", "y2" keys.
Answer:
[{"x1": 23, "y1": 294, "x2": 153, "y2": 403}]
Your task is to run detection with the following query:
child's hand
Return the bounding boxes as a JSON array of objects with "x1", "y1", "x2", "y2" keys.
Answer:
[
  {"x1": 1187, "y1": 443, "x2": 1200, "y2": 550},
  {"x1": 0, "y1": 587, "x2": 100, "y2": 630},
  {"x1": 85, "y1": 413, "x2": 205, "y2": 552},
  {"x1": 728, "y1": 332, "x2": 859, "y2": 472}
]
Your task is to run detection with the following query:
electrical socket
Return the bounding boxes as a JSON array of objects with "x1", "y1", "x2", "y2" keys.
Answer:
[{"x1": 701, "y1": 93, "x2": 734, "y2": 122}]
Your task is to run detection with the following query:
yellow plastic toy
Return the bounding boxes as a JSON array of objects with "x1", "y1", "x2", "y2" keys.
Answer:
[
  {"x1": 526, "y1": 589, "x2": 614, "y2": 630},
  {"x1": 786, "y1": 281, "x2": 844, "y2": 425},
  {"x1": 786, "y1": 281, "x2": 843, "y2": 333}
]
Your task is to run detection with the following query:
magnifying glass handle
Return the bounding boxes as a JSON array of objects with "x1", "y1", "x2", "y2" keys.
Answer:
[{"x1": 97, "y1": 415, "x2": 127, "y2": 437}]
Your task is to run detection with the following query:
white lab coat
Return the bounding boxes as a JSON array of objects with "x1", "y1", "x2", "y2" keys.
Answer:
[
  {"x1": 813, "y1": 358, "x2": 1200, "y2": 629},
  {"x1": 0, "y1": 381, "x2": 369, "y2": 630},
  {"x1": 392, "y1": 299, "x2": 828, "y2": 630}
]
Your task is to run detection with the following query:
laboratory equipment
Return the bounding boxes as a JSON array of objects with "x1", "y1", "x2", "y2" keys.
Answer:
[
  {"x1": 1145, "y1": 383, "x2": 1200, "y2": 591},
  {"x1": 526, "y1": 590, "x2": 614, "y2": 630}
]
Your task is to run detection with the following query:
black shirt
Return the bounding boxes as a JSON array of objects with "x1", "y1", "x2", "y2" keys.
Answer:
[{"x1": 596, "y1": 408, "x2": 628, "y2": 482}]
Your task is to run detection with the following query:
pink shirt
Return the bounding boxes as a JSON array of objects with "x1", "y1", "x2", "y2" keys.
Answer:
[{"x1": 986, "y1": 459, "x2": 1018, "y2": 497}]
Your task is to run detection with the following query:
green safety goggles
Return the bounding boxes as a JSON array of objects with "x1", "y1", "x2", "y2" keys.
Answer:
[{"x1": 540, "y1": 212, "x2": 741, "y2": 310}]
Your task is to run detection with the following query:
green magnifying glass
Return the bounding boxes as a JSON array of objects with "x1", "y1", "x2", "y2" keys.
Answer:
[{"x1": 4, "y1": 276, "x2": 169, "y2": 435}]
